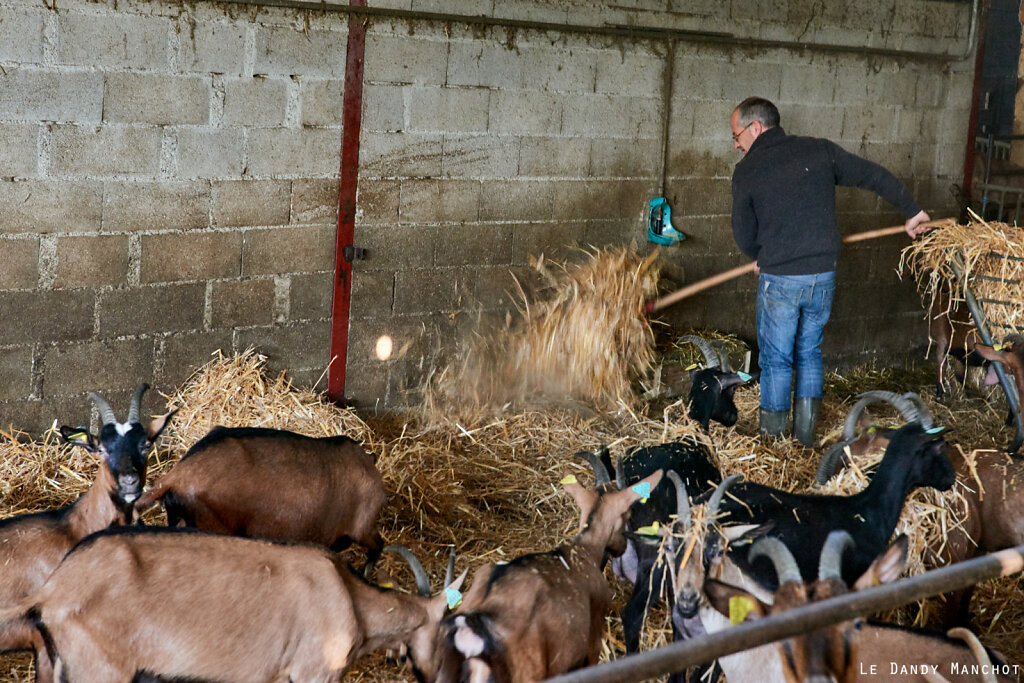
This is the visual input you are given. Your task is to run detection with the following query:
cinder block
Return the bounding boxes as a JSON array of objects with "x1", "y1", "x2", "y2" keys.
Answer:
[
  {"x1": 360, "y1": 83, "x2": 407, "y2": 133},
  {"x1": 157, "y1": 330, "x2": 234, "y2": 387},
  {"x1": 0, "y1": 237, "x2": 39, "y2": 289},
  {"x1": 341, "y1": 361, "x2": 390, "y2": 410},
  {"x1": 832, "y1": 66, "x2": 870, "y2": 106},
  {"x1": 666, "y1": 138, "x2": 733, "y2": 180},
  {"x1": 492, "y1": 0, "x2": 568, "y2": 23},
  {"x1": 517, "y1": 45, "x2": 596, "y2": 94},
  {"x1": 520, "y1": 136, "x2": 590, "y2": 177},
  {"x1": 104, "y1": 73, "x2": 209, "y2": 125},
  {"x1": 53, "y1": 234, "x2": 128, "y2": 289},
  {"x1": 43, "y1": 338, "x2": 155, "y2": 397},
  {"x1": 175, "y1": 128, "x2": 245, "y2": 179},
  {"x1": 782, "y1": 105, "x2": 844, "y2": 141},
  {"x1": 468, "y1": 266, "x2": 519, "y2": 310},
  {"x1": 562, "y1": 93, "x2": 659, "y2": 139},
  {"x1": 897, "y1": 109, "x2": 939, "y2": 144},
  {"x1": 433, "y1": 224, "x2": 513, "y2": 267},
  {"x1": 350, "y1": 270, "x2": 395, "y2": 319},
  {"x1": 407, "y1": 87, "x2": 489, "y2": 134},
  {"x1": 141, "y1": 231, "x2": 242, "y2": 283},
  {"x1": 210, "y1": 278, "x2": 276, "y2": 327},
  {"x1": 478, "y1": 180, "x2": 555, "y2": 221},
  {"x1": 442, "y1": 135, "x2": 519, "y2": 178},
  {"x1": 0, "y1": 7, "x2": 44, "y2": 63},
  {"x1": 213, "y1": 180, "x2": 291, "y2": 228},
  {"x1": 446, "y1": 41, "x2": 523, "y2": 90},
  {"x1": 57, "y1": 13, "x2": 170, "y2": 70},
  {"x1": 0, "y1": 180, "x2": 102, "y2": 234},
  {"x1": 690, "y1": 100, "x2": 735, "y2": 141},
  {"x1": 234, "y1": 321, "x2": 331, "y2": 373},
  {"x1": 0, "y1": 290, "x2": 94, "y2": 345},
  {"x1": 301, "y1": 79, "x2": 345, "y2": 128},
  {"x1": 488, "y1": 91, "x2": 561, "y2": 136},
  {"x1": 915, "y1": 73, "x2": 944, "y2": 108},
  {"x1": 0, "y1": 346, "x2": 33, "y2": 401},
  {"x1": 51, "y1": 125, "x2": 162, "y2": 176},
  {"x1": 102, "y1": 181, "x2": 211, "y2": 232},
  {"x1": 594, "y1": 49, "x2": 664, "y2": 98},
  {"x1": 835, "y1": 186, "x2": 881, "y2": 214},
  {"x1": 351, "y1": 224, "x2": 438, "y2": 270},
  {"x1": 672, "y1": 58, "x2": 722, "y2": 104},
  {"x1": 99, "y1": 283, "x2": 204, "y2": 337},
  {"x1": 363, "y1": 33, "x2": 448, "y2": 85},
  {"x1": 511, "y1": 223, "x2": 586, "y2": 265},
  {"x1": 551, "y1": 179, "x2": 656, "y2": 221},
  {"x1": 177, "y1": 21, "x2": 247, "y2": 76},
  {"x1": 294, "y1": 179, "x2": 340, "y2": 225},
  {"x1": 355, "y1": 179, "x2": 398, "y2": 225},
  {"x1": 242, "y1": 225, "x2": 335, "y2": 275},
  {"x1": 247, "y1": 128, "x2": 342, "y2": 177},
  {"x1": 860, "y1": 142, "x2": 914, "y2": 178},
  {"x1": 392, "y1": 268, "x2": 466, "y2": 314},
  {"x1": 412, "y1": 0, "x2": 491, "y2": 14},
  {"x1": 0, "y1": 68, "x2": 103, "y2": 122},
  {"x1": 720, "y1": 60, "x2": 783, "y2": 104},
  {"x1": 359, "y1": 132, "x2": 443, "y2": 177},
  {"x1": 223, "y1": 77, "x2": 289, "y2": 127},
  {"x1": 866, "y1": 69, "x2": 919, "y2": 109},
  {"x1": 591, "y1": 138, "x2": 661, "y2": 178},
  {"x1": 399, "y1": 179, "x2": 480, "y2": 223},
  {"x1": 290, "y1": 271, "x2": 334, "y2": 320},
  {"x1": 0, "y1": 123, "x2": 39, "y2": 178},
  {"x1": 254, "y1": 25, "x2": 348, "y2": 78},
  {"x1": 841, "y1": 106, "x2": 898, "y2": 143},
  {"x1": 779, "y1": 65, "x2": 836, "y2": 105}
]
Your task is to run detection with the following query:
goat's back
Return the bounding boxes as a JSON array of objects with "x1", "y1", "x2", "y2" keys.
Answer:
[
  {"x1": 856, "y1": 622, "x2": 1016, "y2": 682},
  {"x1": 35, "y1": 528, "x2": 358, "y2": 682},
  {"x1": 0, "y1": 510, "x2": 75, "y2": 608},
  {"x1": 147, "y1": 427, "x2": 385, "y2": 546}
]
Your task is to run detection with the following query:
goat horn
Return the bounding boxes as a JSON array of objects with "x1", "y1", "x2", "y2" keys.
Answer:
[
  {"x1": 815, "y1": 441, "x2": 853, "y2": 485},
  {"x1": 665, "y1": 470, "x2": 690, "y2": 530},
  {"x1": 615, "y1": 455, "x2": 626, "y2": 490},
  {"x1": 88, "y1": 392, "x2": 118, "y2": 426},
  {"x1": 710, "y1": 340, "x2": 732, "y2": 372},
  {"x1": 818, "y1": 530, "x2": 854, "y2": 581},
  {"x1": 382, "y1": 545, "x2": 432, "y2": 598},
  {"x1": 445, "y1": 547, "x2": 456, "y2": 588},
  {"x1": 127, "y1": 383, "x2": 150, "y2": 425},
  {"x1": 946, "y1": 627, "x2": 998, "y2": 683},
  {"x1": 707, "y1": 473, "x2": 743, "y2": 519},
  {"x1": 677, "y1": 335, "x2": 720, "y2": 369},
  {"x1": 573, "y1": 449, "x2": 611, "y2": 486},
  {"x1": 748, "y1": 537, "x2": 802, "y2": 586},
  {"x1": 900, "y1": 392, "x2": 934, "y2": 431},
  {"x1": 848, "y1": 391, "x2": 923, "y2": 434}
]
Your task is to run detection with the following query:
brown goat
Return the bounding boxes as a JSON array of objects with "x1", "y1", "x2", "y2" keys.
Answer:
[
  {"x1": 0, "y1": 529, "x2": 464, "y2": 682},
  {"x1": 136, "y1": 426, "x2": 386, "y2": 562},
  {"x1": 435, "y1": 469, "x2": 664, "y2": 683},
  {"x1": 0, "y1": 386, "x2": 172, "y2": 682}
]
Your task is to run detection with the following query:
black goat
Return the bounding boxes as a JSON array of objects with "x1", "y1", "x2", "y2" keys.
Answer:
[
  {"x1": 712, "y1": 421, "x2": 955, "y2": 590},
  {"x1": 677, "y1": 335, "x2": 755, "y2": 429}
]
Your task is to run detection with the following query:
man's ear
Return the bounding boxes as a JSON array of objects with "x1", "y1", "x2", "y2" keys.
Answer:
[{"x1": 60, "y1": 426, "x2": 99, "y2": 452}]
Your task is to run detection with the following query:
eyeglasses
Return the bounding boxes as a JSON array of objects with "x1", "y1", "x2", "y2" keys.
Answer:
[{"x1": 732, "y1": 122, "x2": 753, "y2": 142}]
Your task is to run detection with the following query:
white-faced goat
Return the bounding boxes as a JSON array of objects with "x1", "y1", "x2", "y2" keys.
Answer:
[
  {"x1": 677, "y1": 335, "x2": 755, "y2": 430},
  {"x1": 705, "y1": 532, "x2": 1015, "y2": 683},
  {"x1": 136, "y1": 425, "x2": 386, "y2": 565},
  {"x1": 0, "y1": 385, "x2": 172, "y2": 681},
  {"x1": 0, "y1": 529, "x2": 464, "y2": 683},
  {"x1": 435, "y1": 469, "x2": 664, "y2": 683}
]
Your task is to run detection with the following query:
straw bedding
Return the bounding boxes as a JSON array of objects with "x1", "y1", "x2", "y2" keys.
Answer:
[{"x1": 0, "y1": 246, "x2": 1022, "y2": 681}]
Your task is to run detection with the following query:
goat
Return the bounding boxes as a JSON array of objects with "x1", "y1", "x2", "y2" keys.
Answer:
[
  {"x1": 576, "y1": 440, "x2": 722, "y2": 656},
  {"x1": 677, "y1": 335, "x2": 755, "y2": 429},
  {"x1": 136, "y1": 425, "x2": 386, "y2": 564},
  {"x1": 435, "y1": 469, "x2": 664, "y2": 683},
  {"x1": 705, "y1": 532, "x2": 1015, "y2": 683},
  {"x1": 712, "y1": 421, "x2": 956, "y2": 591},
  {"x1": 0, "y1": 528, "x2": 465, "y2": 682},
  {"x1": 0, "y1": 385, "x2": 172, "y2": 681},
  {"x1": 973, "y1": 337, "x2": 1024, "y2": 433}
]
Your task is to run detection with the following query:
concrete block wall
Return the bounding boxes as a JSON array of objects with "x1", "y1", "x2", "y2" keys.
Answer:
[{"x1": 0, "y1": 0, "x2": 977, "y2": 429}]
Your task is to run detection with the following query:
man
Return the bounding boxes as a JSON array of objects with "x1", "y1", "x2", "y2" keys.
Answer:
[{"x1": 729, "y1": 97, "x2": 931, "y2": 446}]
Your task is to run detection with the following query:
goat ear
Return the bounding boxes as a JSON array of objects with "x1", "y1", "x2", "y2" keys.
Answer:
[
  {"x1": 704, "y1": 578, "x2": 767, "y2": 622},
  {"x1": 853, "y1": 535, "x2": 908, "y2": 591},
  {"x1": 562, "y1": 477, "x2": 599, "y2": 517},
  {"x1": 60, "y1": 426, "x2": 98, "y2": 452},
  {"x1": 146, "y1": 409, "x2": 177, "y2": 442}
]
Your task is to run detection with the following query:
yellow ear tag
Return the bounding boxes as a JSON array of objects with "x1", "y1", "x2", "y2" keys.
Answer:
[
  {"x1": 67, "y1": 432, "x2": 88, "y2": 442},
  {"x1": 636, "y1": 521, "x2": 660, "y2": 536},
  {"x1": 994, "y1": 343, "x2": 1005, "y2": 351},
  {"x1": 685, "y1": 363, "x2": 699, "y2": 371},
  {"x1": 729, "y1": 595, "x2": 756, "y2": 624},
  {"x1": 379, "y1": 582, "x2": 394, "y2": 589},
  {"x1": 560, "y1": 474, "x2": 579, "y2": 485},
  {"x1": 867, "y1": 426, "x2": 876, "y2": 434}
]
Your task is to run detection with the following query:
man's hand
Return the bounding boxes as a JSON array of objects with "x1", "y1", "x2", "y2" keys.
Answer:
[
  {"x1": 904, "y1": 210, "x2": 931, "y2": 238},
  {"x1": 753, "y1": 260, "x2": 760, "y2": 275}
]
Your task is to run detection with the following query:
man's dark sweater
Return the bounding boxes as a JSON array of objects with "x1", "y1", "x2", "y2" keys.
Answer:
[{"x1": 731, "y1": 126, "x2": 921, "y2": 276}]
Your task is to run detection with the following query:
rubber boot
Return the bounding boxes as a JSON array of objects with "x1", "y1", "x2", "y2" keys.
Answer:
[
  {"x1": 759, "y1": 408, "x2": 789, "y2": 441},
  {"x1": 793, "y1": 397, "x2": 822, "y2": 447}
]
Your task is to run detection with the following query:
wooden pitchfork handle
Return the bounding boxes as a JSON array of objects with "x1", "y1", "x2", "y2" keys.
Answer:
[{"x1": 644, "y1": 219, "x2": 953, "y2": 313}]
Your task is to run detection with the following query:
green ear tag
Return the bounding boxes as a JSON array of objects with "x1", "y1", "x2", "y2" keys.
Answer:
[
  {"x1": 737, "y1": 371, "x2": 752, "y2": 383},
  {"x1": 560, "y1": 474, "x2": 578, "y2": 485},
  {"x1": 636, "y1": 521, "x2": 660, "y2": 536},
  {"x1": 729, "y1": 595, "x2": 756, "y2": 624},
  {"x1": 445, "y1": 587, "x2": 463, "y2": 610},
  {"x1": 685, "y1": 363, "x2": 699, "y2": 371}
]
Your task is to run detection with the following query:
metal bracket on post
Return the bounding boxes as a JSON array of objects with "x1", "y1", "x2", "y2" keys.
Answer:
[{"x1": 950, "y1": 251, "x2": 1023, "y2": 452}]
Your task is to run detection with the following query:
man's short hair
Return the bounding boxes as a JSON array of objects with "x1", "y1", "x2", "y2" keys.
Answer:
[{"x1": 736, "y1": 97, "x2": 780, "y2": 129}]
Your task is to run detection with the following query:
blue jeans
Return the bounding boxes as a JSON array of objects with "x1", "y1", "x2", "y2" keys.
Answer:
[{"x1": 756, "y1": 271, "x2": 835, "y2": 412}]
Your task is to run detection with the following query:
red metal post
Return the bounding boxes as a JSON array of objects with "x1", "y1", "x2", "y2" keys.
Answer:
[{"x1": 328, "y1": 0, "x2": 368, "y2": 403}]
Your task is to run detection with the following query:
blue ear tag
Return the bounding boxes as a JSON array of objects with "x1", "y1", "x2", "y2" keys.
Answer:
[
  {"x1": 737, "y1": 371, "x2": 752, "y2": 383},
  {"x1": 926, "y1": 426, "x2": 945, "y2": 434},
  {"x1": 631, "y1": 482, "x2": 652, "y2": 502},
  {"x1": 445, "y1": 587, "x2": 463, "y2": 610}
]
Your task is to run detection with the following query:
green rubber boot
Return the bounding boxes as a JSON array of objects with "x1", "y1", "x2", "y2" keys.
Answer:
[
  {"x1": 759, "y1": 408, "x2": 790, "y2": 441},
  {"x1": 794, "y1": 397, "x2": 822, "y2": 447}
]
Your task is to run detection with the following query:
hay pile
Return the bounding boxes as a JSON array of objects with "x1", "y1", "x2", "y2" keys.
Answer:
[
  {"x1": 423, "y1": 246, "x2": 660, "y2": 420},
  {"x1": 900, "y1": 211, "x2": 1024, "y2": 340}
]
